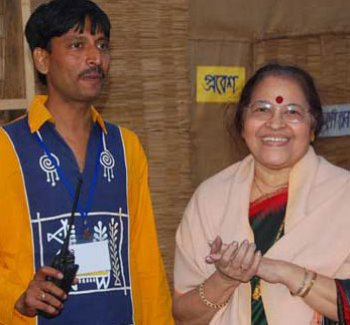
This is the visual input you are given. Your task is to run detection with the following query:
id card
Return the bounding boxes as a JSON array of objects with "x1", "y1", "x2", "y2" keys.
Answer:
[{"x1": 71, "y1": 240, "x2": 111, "y2": 275}]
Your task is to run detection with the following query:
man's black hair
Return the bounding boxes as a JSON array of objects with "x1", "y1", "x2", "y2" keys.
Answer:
[{"x1": 25, "y1": 0, "x2": 111, "y2": 85}]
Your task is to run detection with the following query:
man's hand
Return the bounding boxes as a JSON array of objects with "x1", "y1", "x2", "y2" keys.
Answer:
[{"x1": 15, "y1": 266, "x2": 67, "y2": 317}]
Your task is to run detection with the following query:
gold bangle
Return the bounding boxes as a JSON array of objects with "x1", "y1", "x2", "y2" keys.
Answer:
[
  {"x1": 291, "y1": 268, "x2": 308, "y2": 296},
  {"x1": 300, "y1": 271, "x2": 317, "y2": 298},
  {"x1": 198, "y1": 281, "x2": 230, "y2": 310}
]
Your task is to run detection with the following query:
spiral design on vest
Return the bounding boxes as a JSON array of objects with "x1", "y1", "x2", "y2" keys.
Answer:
[
  {"x1": 100, "y1": 150, "x2": 115, "y2": 169},
  {"x1": 40, "y1": 153, "x2": 59, "y2": 172}
]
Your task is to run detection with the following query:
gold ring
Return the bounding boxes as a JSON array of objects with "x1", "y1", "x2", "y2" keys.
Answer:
[{"x1": 40, "y1": 292, "x2": 46, "y2": 301}]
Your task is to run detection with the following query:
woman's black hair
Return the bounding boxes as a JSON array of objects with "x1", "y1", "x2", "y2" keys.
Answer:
[
  {"x1": 25, "y1": 0, "x2": 111, "y2": 85},
  {"x1": 228, "y1": 63, "x2": 324, "y2": 139}
]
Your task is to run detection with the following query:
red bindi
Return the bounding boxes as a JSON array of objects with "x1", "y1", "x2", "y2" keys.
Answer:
[{"x1": 276, "y1": 96, "x2": 284, "y2": 104}]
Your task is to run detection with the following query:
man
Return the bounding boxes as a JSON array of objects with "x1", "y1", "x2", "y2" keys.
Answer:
[{"x1": 0, "y1": 0, "x2": 173, "y2": 324}]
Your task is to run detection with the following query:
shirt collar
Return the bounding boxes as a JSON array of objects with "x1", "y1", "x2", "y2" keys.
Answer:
[{"x1": 28, "y1": 95, "x2": 107, "y2": 134}]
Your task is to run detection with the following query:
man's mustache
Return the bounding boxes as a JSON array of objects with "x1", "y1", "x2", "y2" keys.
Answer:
[{"x1": 79, "y1": 66, "x2": 106, "y2": 79}]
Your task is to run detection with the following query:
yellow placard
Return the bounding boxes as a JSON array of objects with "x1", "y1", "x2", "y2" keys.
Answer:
[{"x1": 196, "y1": 66, "x2": 246, "y2": 103}]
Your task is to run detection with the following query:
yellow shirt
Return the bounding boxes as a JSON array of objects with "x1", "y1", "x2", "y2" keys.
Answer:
[{"x1": 0, "y1": 96, "x2": 174, "y2": 325}]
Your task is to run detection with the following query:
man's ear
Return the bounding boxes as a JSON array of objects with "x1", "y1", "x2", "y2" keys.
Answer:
[{"x1": 33, "y1": 47, "x2": 49, "y2": 75}]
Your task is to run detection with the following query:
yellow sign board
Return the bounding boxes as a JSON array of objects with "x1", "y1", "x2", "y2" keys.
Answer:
[{"x1": 196, "y1": 66, "x2": 246, "y2": 103}]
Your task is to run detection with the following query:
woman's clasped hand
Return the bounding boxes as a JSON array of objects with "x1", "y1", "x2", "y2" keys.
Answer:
[{"x1": 206, "y1": 236, "x2": 262, "y2": 283}]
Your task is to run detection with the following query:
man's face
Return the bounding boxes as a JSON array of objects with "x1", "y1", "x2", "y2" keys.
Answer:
[{"x1": 37, "y1": 18, "x2": 110, "y2": 104}]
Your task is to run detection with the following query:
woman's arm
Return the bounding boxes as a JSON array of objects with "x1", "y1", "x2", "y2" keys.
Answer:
[
  {"x1": 258, "y1": 257, "x2": 338, "y2": 321},
  {"x1": 173, "y1": 238, "x2": 262, "y2": 324},
  {"x1": 173, "y1": 272, "x2": 239, "y2": 325}
]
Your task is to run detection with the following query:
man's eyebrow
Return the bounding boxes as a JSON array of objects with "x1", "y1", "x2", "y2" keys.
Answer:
[
  {"x1": 64, "y1": 34, "x2": 85, "y2": 40},
  {"x1": 95, "y1": 36, "x2": 110, "y2": 45}
]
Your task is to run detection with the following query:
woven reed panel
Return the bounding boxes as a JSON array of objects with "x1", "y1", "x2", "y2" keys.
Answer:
[
  {"x1": 254, "y1": 35, "x2": 350, "y2": 169},
  {"x1": 2, "y1": 0, "x2": 25, "y2": 99},
  {"x1": 189, "y1": 40, "x2": 253, "y2": 186},
  {"x1": 95, "y1": 0, "x2": 192, "y2": 284},
  {"x1": 0, "y1": 0, "x2": 26, "y2": 123}
]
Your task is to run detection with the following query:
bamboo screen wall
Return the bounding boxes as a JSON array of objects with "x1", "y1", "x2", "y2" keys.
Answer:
[
  {"x1": 1, "y1": 0, "x2": 25, "y2": 99},
  {"x1": 93, "y1": 0, "x2": 192, "y2": 285},
  {"x1": 0, "y1": 0, "x2": 33, "y2": 123}
]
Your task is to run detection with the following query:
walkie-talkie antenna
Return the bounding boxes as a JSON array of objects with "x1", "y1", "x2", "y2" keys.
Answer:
[
  {"x1": 40, "y1": 178, "x2": 83, "y2": 318},
  {"x1": 59, "y1": 178, "x2": 83, "y2": 258}
]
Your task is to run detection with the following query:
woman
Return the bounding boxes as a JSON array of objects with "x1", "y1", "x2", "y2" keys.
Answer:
[{"x1": 173, "y1": 63, "x2": 350, "y2": 324}]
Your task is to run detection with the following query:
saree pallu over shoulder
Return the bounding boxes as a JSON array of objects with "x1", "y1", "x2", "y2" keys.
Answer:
[{"x1": 174, "y1": 147, "x2": 350, "y2": 325}]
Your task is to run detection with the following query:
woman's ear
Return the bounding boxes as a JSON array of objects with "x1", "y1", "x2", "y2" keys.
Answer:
[
  {"x1": 310, "y1": 131, "x2": 315, "y2": 143},
  {"x1": 241, "y1": 125, "x2": 246, "y2": 140},
  {"x1": 32, "y1": 47, "x2": 49, "y2": 75}
]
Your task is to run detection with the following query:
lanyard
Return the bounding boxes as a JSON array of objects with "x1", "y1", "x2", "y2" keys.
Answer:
[{"x1": 34, "y1": 129, "x2": 103, "y2": 239}]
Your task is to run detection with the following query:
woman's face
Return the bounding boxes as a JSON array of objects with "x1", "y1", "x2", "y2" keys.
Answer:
[{"x1": 242, "y1": 75, "x2": 314, "y2": 171}]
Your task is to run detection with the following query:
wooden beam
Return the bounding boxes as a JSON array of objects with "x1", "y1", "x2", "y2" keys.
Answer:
[
  {"x1": 21, "y1": 0, "x2": 34, "y2": 109},
  {"x1": 0, "y1": 98, "x2": 27, "y2": 110}
]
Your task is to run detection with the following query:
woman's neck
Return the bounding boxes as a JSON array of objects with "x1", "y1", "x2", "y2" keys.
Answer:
[
  {"x1": 254, "y1": 163, "x2": 291, "y2": 188},
  {"x1": 251, "y1": 163, "x2": 291, "y2": 201}
]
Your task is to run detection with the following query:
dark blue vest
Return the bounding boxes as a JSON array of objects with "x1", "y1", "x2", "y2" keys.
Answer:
[{"x1": 4, "y1": 118, "x2": 134, "y2": 325}]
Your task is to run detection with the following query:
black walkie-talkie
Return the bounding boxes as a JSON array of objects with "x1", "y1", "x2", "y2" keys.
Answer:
[{"x1": 40, "y1": 178, "x2": 82, "y2": 318}]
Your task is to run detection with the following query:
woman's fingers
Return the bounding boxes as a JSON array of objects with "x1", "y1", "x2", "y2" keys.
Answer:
[
  {"x1": 238, "y1": 242, "x2": 257, "y2": 271},
  {"x1": 209, "y1": 236, "x2": 222, "y2": 254},
  {"x1": 244, "y1": 250, "x2": 262, "y2": 279},
  {"x1": 230, "y1": 240, "x2": 249, "y2": 269},
  {"x1": 206, "y1": 237, "x2": 261, "y2": 283},
  {"x1": 220, "y1": 242, "x2": 239, "y2": 267},
  {"x1": 206, "y1": 236, "x2": 233, "y2": 263},
  {"x1": 214, "y1": 240, "x2": 261, "y2": 283}
]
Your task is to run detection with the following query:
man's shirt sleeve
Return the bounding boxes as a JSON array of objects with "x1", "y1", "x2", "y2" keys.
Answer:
[
  {"x1": 121, "y1": 127, "x2": 174, "y2": 325},
  {"x1": 0, "y1": 128, "x2": 35, "y2": 325}
]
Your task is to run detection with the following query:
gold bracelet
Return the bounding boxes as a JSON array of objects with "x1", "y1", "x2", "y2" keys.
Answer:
[
  {"x1": 291, "y1": 268, "x2": 308, "y2": 296},
  {"x1": 300, "y1": 271, "x2": 317, "y2": 298},
  {"x1": 198, "y1": 281, "x2": 230, "y2": 310}
]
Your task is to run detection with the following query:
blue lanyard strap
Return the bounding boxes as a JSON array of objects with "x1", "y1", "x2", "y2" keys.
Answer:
[{"x1": 34, "y1": 129, "x2": 103, "y2": 235}]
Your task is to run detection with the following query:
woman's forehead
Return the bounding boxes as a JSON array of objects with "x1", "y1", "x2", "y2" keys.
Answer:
[{"x1": 251, "y1": 75, "x2": 306, "y2": 100}]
